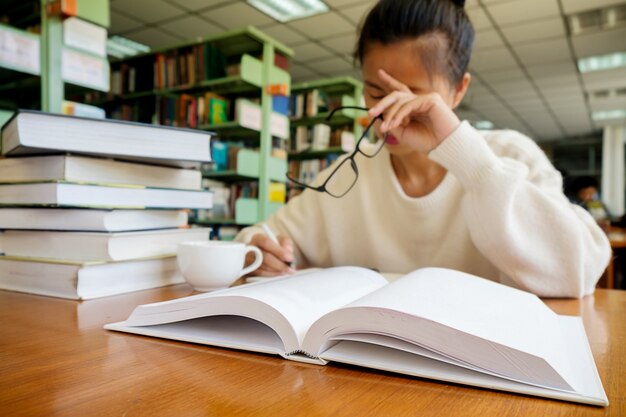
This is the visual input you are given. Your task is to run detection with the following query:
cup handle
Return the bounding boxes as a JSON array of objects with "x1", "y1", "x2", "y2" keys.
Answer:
[{"x1": 240, "y1": 246, "x2": 263, "y2": 277}]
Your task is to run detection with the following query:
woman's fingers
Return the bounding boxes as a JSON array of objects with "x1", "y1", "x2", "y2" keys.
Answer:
[
  {"x1": 381, "y1": 94, "x2": 421, "y2": 131},
  {"x1": 256, "y1": 251, "x2": 293, "y2": 275},
  {"x1": 378, "y1": 69, "x2": 411, "y2": 93},
  {"x1": 248, "y1": 233, "x2": 295, "y2": 276},
  {"x1": 368, "y1": 91, "x2": 402, "y2": 119},
  {"x1": 278, "y1": 235, "x2": 295, "y2": 264}
]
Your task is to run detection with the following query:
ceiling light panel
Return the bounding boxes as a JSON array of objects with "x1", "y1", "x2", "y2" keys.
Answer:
[{"x1": 246, "y1": 0, "x2": 329, "y2": 22}]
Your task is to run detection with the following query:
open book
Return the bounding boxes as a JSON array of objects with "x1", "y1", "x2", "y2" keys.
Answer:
[{"x1": 105, "y1": 267, "x2": 608, "y2": 406}]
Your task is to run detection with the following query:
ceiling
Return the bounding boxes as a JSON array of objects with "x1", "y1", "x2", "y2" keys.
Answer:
[{"x1": 109, "y1": 0, "x2": 626, "y2": 141}]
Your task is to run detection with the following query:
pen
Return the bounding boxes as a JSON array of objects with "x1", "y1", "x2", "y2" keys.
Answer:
[{"x1": 261, "y1": 223, "x2": 295, "y2": 269}]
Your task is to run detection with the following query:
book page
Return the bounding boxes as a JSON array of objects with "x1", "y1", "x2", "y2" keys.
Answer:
[
  {"x1": 324, "y1": 315, "x2": 606, "y2": 401},
  {"x1": 108, "y1": 267, "x2": 387, "y2": 354},
  {"x1": 321, "y1": 338, "x2": 607, "y2": 406},
  {"x1": 304, "y1": 267, "x2": 579, "y2": 391},
  {"x1": 109, "y1": 315, "x2": 286, "y2": 356}
]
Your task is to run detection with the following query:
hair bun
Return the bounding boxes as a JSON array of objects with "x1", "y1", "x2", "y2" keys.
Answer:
[{"x1": 452, "y1": 0, "x2": 466, "y2": 7}]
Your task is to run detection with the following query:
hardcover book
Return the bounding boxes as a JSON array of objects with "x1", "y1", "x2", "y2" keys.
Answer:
[
  {"x1": 105, "y1": 267, "x2": 608, "y2": 406},
  {"x1": 0, "y1": 208, "x2": 189, "y2": 232},
  {"x1": 0, "y1": 227, "x2": 211, "y2": 261},
  {"x1": 0, "y1": 155, "x2": 202, "y2": 190},
  {"x1": 0, "y1": 181, "x2": 213, "y2": 209},
  {"x1": 1, "y1": 110, "x2": 213, "y2": 167},
  {"x1": 0, "y1": 255, "x2": 183, "y2": 300}
]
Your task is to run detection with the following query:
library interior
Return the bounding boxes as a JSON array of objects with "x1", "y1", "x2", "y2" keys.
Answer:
[{"x1": 1, "y1": 0, "x2": 625, "y2": 416}]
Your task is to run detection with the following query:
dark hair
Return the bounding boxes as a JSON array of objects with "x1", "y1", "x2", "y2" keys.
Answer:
[
  {"x1": 570, "y1": 176, "x2": 599, "y2": 194},
  {"x1": 355, "y1": 0, "x2": 475, "y2": 85}
]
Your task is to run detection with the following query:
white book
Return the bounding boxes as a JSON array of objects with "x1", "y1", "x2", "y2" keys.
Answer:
[
  {"x1": 111, "y1": 70, "x2": 122, "y2": 95},
  {"x1": 340, "y1": 131, "x2": 356, "y2": 152},
  {"x1": 62, "y1": 17, "x2": 107, "y2": 57},
  {"x1": 62, "y1": 101, "x2": 106, "y2": 119},
  {"x1": 0, "y1": 182, "x2": 212, "y2": 209},
  {"x1": 0, "y1": 208, "x2": 188, "y2": 232},
  {"x1": 1, "y1": 110, "x2": 213, "y2": 168},
  {"x1": 61, "y1": 47, "x2": 110, "y2": 92},
  {"x1": 311, "y1": 124, "x2": 331, "y2": 150},
  {"x1": 294, "y1": 94, "x2": 304, "y2": 118},
  {"x1": 0, "y1": 24, "x2": 40, "y2": 76},
  {"x1": 128, "y1": 67, "x2": 136, "y2": 93},
  {"x1": 106, "y1": 267, "x2": 608, "y2": 406},
  {"x1": 0, "y1": 255, "x2": 183, "y2": 300},
  {"x1": 295, "y1": 126, "x2": 308, "y2": 151},
  {"x1": 0, "y1": 227, "x2": 210, "y2": 261},
  {"x1": 0, "y1": 155, "x2": 203, "y2": 190}
]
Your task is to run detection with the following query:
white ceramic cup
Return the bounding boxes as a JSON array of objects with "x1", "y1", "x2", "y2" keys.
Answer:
[{"x1": 176, "y1": 241, "x2": 263, "y2": 291}]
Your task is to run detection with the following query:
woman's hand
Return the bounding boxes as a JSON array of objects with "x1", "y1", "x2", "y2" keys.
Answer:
[
  {"x1": 246, "y1": 233, "x2": 296, "y2": 277},
  {"x1": 368, "y1": 69, "x2": 462, "y2": 154}
]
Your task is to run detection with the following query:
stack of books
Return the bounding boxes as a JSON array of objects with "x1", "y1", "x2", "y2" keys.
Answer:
[{"x1": 0, "y1": 110, "x2": 214, "y2": 300}]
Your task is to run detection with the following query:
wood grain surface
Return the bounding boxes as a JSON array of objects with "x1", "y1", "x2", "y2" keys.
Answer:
[{"x1": 0, "y1": 285, "x2": 624, "y2": 417}]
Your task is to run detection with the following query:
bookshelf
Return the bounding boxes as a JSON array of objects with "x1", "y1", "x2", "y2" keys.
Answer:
[
  {"x1": 85, "y1": 27, "x2": 293, "y2": 230},
  {"x1": 287, "y1": 76, "x2": 364, "y2": 188},
  {"x1": 0, "y1": 0, "x2": 110, "y2": 114}
]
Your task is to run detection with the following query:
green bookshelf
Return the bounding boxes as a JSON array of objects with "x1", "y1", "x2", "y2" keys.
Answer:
[
  {"x1": 288, "y1": 76, "x2": 364, "y2": 185},
  {"x1": 0, "y1": 0, "x2": 110, "y2": 113},
  {"x1": 291, "y1": 76, "x2": 364, "y2": 135},
  {"x1": 290, "y1": 111, "x2": 355, "y2": 128},
  {"x1": 203, "y1": 149, "x2": 287, "y2": 182},
  {"x1": 288, "y1": 147, "x2": 345, "y2": 161},
  {"x1": 91, "y1": 26, "x2": 293, "y2": 227}
]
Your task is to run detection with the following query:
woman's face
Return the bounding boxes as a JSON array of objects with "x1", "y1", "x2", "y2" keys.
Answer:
[{"x1": 361, "y1": 39, "x2": 467, "y2": 155}]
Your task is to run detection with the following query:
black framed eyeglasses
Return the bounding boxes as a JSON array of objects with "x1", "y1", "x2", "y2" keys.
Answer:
[{"x1": 286, "y1": 106, "x2": 387, "y2": 198}]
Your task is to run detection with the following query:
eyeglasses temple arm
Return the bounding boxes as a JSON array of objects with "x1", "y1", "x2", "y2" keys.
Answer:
[{"x1": 325, "y1": 106, "x2": 370, "y2": 122}]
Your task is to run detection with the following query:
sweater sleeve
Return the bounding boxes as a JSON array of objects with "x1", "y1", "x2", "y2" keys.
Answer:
[{"x1": 429, "y1": 121, "x2": 611, "y2": 298}]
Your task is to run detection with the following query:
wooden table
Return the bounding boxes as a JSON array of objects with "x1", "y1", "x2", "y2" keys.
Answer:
[{"x1": 1, "y1": 285, "x2": 624, "y2": 417}]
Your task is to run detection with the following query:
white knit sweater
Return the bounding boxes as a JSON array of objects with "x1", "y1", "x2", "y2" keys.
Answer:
[{"x1": 237, "y1": 121, "x2": 611, "y2": 298}]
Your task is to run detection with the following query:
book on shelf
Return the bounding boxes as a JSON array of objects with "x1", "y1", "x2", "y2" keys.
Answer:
[
  {"x1": 289, "y1": 94, "x2": 305, "y2": 119},
  {"x1": 205, "y1": 92, "x2": 229, "y2": 124},
  {"x1": 268, "y1": 182, "x2": 286, "y2": 204},
  {"x1": 0, "y1": 255, "x2": 183, "y2": 300},
  {"x1": 294, "y1": 125, "x2": 308, "y2": 151},
  {"x1": 288, "y1": 156, "x2": 338, "y2": 186},
  {"x1": 305, "y1": 89, "x2": 319, "y2": 117},
  {"x1": 274, "y1": 53, "x2": 289, "y2": 71},
  {"x1": 209, "y1": 225, "x2": 240, "y2": 241},
  {"x1": 62, "y1": 47, "x2": 110, "y2": 92},
  {"x1": 200, "y1": 179, "x2": 232, "y2": 220},
  {"x1": 339, "y1": 131, "x2": 356, "y2": 152},
  {"x1": 105, "y1": 266, "x2": 608, "y2": 406},
  {"x1": 62, "y1": 101, "x2": 106, "y2": 119},
  {"x1": 311, "y1": 124, "x2": 331, "y2": 150},
  {"x1": 151, "y1": 43, "x2": 226, "y2": 91},
  {"x1": 0, "y1": 155, "x2": 203, "y2": 190},
  {"x1": 272, "y1": 96, "x2": 290, "y2": 116},
  {"x1": 110, "y1": 60, "x2": 153, "y2": 95},
  {"x1": 62, "y1": 17, "x2": 107, "y2": 58},
  {"x1": 0, "y1": 23, "x2": 40, "y2": 76},
  {"x1": 0, "y1": 182, "x2": 213, "y2": 209},
  {"x1": 0, "y1": 208, "x2": 189, "y2": 232},
  {"x1": 1, "y1": 110, "x2": 213, "y2": 168},
  {"x1": 156, "y1": 92, "x2": 229, "y2": 128},
  {"x1": 0, "y1": 227, "x2": 210, "y2": 262}
]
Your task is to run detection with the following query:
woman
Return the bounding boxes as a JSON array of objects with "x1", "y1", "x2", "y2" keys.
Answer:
[{"x1": 236, "y1": 0, "x2": 610, "y2": 297}]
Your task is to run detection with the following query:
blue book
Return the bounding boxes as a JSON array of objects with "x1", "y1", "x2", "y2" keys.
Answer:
[{"x1": 272, "y1": 96, "x2": 290, "y2": 116}]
